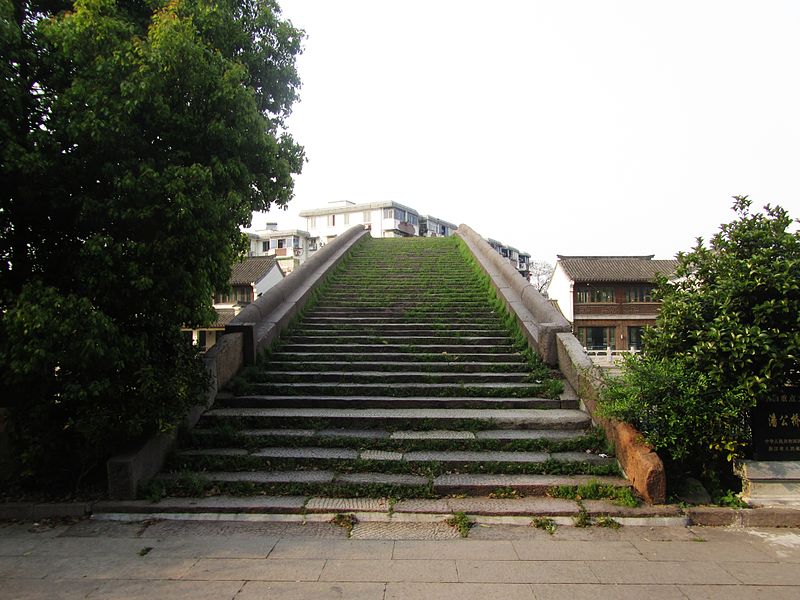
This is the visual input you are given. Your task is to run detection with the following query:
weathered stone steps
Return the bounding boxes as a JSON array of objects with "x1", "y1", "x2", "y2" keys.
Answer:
[
  {"x1": 215, "y1": 395, "x2": 568, "y2": 410},
  {"x1": 276, "y1": 343, "x2": 519, "y2": 354},
  {"x1": 264, "y1": 361, "x2": 529, "y2": 373},
  {"x1": 201, "y1": 407, "x2": 592, "y2": 430},
  {"x1": 268, "y1": 352, "x2": 527, "y2": 363},
  {"x1": 249, "y1": 371, "x2": 531, "y2": 384},
  {"x1": 284, "y1": 335, "x2": 514, "y2": 346},
  {"x1": 244, "y1": 382, "x2": 554, "y2": 398}
]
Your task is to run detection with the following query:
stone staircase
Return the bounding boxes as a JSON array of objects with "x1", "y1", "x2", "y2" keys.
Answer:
[{"x1": 151, "y1": 237, "x2": 629, "y2": 505}]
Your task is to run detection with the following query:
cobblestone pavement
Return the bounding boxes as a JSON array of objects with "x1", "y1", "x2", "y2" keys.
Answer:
[{"x1": 1, "y1": 518, "x2": 799, "y2": 599}]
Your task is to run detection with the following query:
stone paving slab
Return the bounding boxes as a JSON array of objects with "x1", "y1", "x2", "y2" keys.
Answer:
[
  {"x1": 350, "y1": 522, "x2": 461, "y2": 540},
  {"x1": 513, "y1": 540, "x2": 644, "y2": 561},
  {"x1": 677, "y1": 584, "x2": 800, "y2": 600},
  {"x1": 551, "y1": 451, "x2": 617, "y2": 465},
  {"x1": 392, "y1": 499, "x2": 452, "y2": 514},
  {"x1": 359, "y1": 449, "x2": 403, "y2": 461},
  {"x1": 335, "y1": 473, "x2": 428, "y2": 486},
  {"x1": 385, "y1": 582, "x2": 536, "y2": 600},
  {"x1": 587, "y1": 560, "x2": 739, "y2": 584},
  {"x1": 179, "y1": 448, "x2": 249, "y2": 457},
  {"x1": 532, "y1": 583, "x2": 686, "y2": 600},
  {"x1": 319, "y1": 558, "x2": 459, "y2": 582},
  {"x1": 268, "y1": 538, "x2": 393, "y2": 560},
  {"x1": 447, "y1": 497, "x2": 580, "y2": 517},
  {"x1": 237, "y1": 581, "x2": 386, "y2": 600},
  {"x1": 457, "y1": 559, "x2": 599, "y2": 583},
  {"x1": 392, "y1": 540, "x2": 518, "y2": 560},
  {"x1": 95, "y1": 496, "x2": 308, "y2": 515},
  {"x1": 184, "y1": 557, "x2": 325, "y2": 581},
  {"x1": 187, "y1": 470, "x2": 335, "y2": 484},
  {"x1": 390, "y1": 430, "x2": 476, "y2": 440},
  {"x1": 305, "y1": 497, "x2": 391, "y2": 513},
  {"x1": 405, "y1": 450, "x2": 550, "y2": 463},
  {"x1": 475, "y1": 429, "x2": 585, "y2": 440},
  {"x1": 434, "y1": 473, "x2": 630, "y2": 494},
  {"x1": 252, "y1": 447, "x2": 359, "y2": 460},
  {"x1": 91, "y1": 580, "x2": 244, "y2": 600},
  {"x1": 583, "y1": 500, "x2": 684, "y2": 518}
]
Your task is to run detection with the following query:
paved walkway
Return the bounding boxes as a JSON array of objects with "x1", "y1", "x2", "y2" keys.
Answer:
[{"x1": 2, "y1": 518, "x2": 800, "y2": 599}]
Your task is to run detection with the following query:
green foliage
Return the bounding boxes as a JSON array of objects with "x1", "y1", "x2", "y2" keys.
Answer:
[
  {"x1": 599, "y1": 198, "x2": 800, "y2": 474},
  {"x1": 0, "y1": 0, "x2": 303, "y2": 488},
  {"x1": 530, "y1": 516, "x2": 557, "y2": 534},
  {"x1": 548, "y1": 480, "x2": 638, "y2": 507},
  {"x1": 446, "y1": 511, "x2": 472, "y2": 537}
]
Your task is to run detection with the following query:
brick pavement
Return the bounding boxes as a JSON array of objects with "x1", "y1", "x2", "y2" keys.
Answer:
[{"x1": 1, "y1": 518, "x2": 799, "y2": 599}]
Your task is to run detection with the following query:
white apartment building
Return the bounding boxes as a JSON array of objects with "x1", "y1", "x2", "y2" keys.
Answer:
[
  {"x1": 299, "y1": 201, "x2": 420, "y2": 243},
  {"x1": 419, "y1": 215, "x2": 457, "y2": 237},
  {"x1": 246, "y1": 223, "x2": 315, "y2": 274}
]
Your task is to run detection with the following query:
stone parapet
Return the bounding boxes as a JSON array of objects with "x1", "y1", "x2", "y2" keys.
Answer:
[
  {"x1": 106, "y1": 226, "x2": 369, "y2": 500},
  {"x1": 455, "y1": 224, "x2": 571, "y2": 365},
  {"x1": 556, "y1": 332, "x2": 666, "y2": 504}
]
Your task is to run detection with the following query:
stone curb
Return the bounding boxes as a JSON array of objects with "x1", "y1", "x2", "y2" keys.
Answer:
[{"x1": 5, "y1": 499, "x2": 798, "y2": 527}]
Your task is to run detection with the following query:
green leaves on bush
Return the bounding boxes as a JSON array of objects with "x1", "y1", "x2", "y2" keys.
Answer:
[{"x1": 599, "y1": 197, "x2": 800, "y2": 472}]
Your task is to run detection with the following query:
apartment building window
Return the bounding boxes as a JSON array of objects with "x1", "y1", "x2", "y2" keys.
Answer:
[
  {"x1": 628, "y1": 326, "x2": 645, "y2": 350},
  {"x1": 363, "y1": 210, "x2": 371, "y2": 224},
  {"x1": 262, "y1": 241, "x2": 268, "y2": 252},
  {"x1": 626, "y1": 286, "x2": 654, "y2": 302},
  {"x1": 277, "y1": 238, "x2": 286, "y2": 249},
  {"x1": 344, "y1": 212, "x2": 350, "y2": 225},
  {"x1": 408, "y1": 214, "x2": 418, "y2": 225},
  {"x1": 576, "y1": 327, "x2": 616, "y2": 350},
  {"x1": 383, "y1": 208, "x2": 394, "y2": 219},
  {"x1": 576, "y1": 288, "x2": 615, "y2": 303},
  {"x1": 308, "y1": 216, "x2": 316, "y2": 228},
  {"x1": 292, "y1": 236, "x2": 300, "y2": 248}
]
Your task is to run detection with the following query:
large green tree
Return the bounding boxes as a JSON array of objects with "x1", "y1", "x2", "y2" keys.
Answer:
[{"x1": 0, "y1": 0, "x2": 304, "y2": 486}]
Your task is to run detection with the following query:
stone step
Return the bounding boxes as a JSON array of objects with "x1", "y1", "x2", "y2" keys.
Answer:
[
  {"x1": 263, "y1": 361, "x2": 529, "y2": 373},
  {"x1": 175, "y1": 447, "x2": 618, "y2": 471},
  {"x1": 284, "y1": 335, "x2": 514, "y2": 346},
  {"x1": 153, "y1": 470, "x2": 628, "y2": 498},
  {"x1": 249, "y1": 371, "x2": 531, "y2": 384},
  {"x1": 300, "y1": 316, "x2": 505, "y2": 325},
  {"x1": 216, "y1": 394, "x2": 567, "y2": 410},
  {"x1": 268, "y1": 352, "x2": 526, "y2": 363},
  {"x1": 276, "y1": 343, "x2": 518, "y2": 354},
  {"x1": 192, "y1": 427, "x2": 592, "y2": 444},
  {"x1": 244, "y1": 381, "x2": 553, "y2": 398},
  {"x1": 95, "y1": 495, "x2": 685, "y2": 523},
  {"x1": 314, "y1": 301, "x2": 495, "y2": 309},
  {"x1": 291, "y1": 325, "x2": 507, "y2": 334},
  {"x1": 201, "y1": 407, "x2": 592, "y2": 430}
]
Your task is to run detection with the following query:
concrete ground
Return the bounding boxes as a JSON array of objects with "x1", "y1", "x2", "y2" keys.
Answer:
[{"x1": 1, "y1": 518, "x2": 800, "y2": 599}]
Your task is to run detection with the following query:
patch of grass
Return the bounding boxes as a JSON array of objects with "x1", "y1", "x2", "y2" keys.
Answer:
[
  {"x1": 716, "y1": 489, "x2": 748, "y2": 508},
  {"x1": 594, "y1": 516, "x2": 622, "y2": 529},
  {"x1": 446, "y1": 511, "x2": 473, "y2": 538},
  {"x1": 548, "y1": 480, "x2": 639, "y2": 507},
  {"x1": 142, "y1": 479, "x2": 166, "y2": 503},
  {"x1": 138, "y1": 547, "x2": 153, "y2": 556},
  {"x1": 489, "y1": 487, "x2": 522, "y2": 499},
  {"x1": 530, "y1": 516, "x2": 557, "y2": 534},
  {"x1": 573, "y1": 506, "x2": 591, "y2": 528},
  {"x1": 331, "y1": 513, "x2": 358, "y2": 536}
]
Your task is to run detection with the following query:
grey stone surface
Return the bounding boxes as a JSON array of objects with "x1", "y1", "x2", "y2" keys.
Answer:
[
  {"x1": 475, "y1": 429, "x2": 583, "y2": 440},
  {"x1": 393, "y1": 540, "x2": 518, "y2": 560},
  {"x1": 457, "y1": 559, "x2": 598, "y2": 583},
  {"x1": 252, "y1": 447, "x2": 359, "y2": 460},
  {"x1": 268, "y1": 539, "x2": 393, "y2": 560},
  {"x1": 406, "y1": 450, "x2": 550, "y2": 463},
  {"x1": 350, "y1": 522, "x2": 461, "y2": 540},
  {"x1": 447, "y1": 497, "x2": 579, "y2": 516},
  {"x1": 435, "y1": 473, "x2": 628, "y2": 489},
  {"x1": 305, "y1": 497, "x2": 391, "y2": 513},
  {"x1": 95, "y1": 496, "x2": 308, "y2": 515},
  {"x1": 391, "y1": 430, "x2": 475, "y2": 440},
  {"x1": 385, "y1": 582, "x2": 536, "y2": 600},
  {"x1": 179, "y1": 448, "x2": 249, "y2": 457},
  {"x1": 336, "y1": 473, "x2": 428, "y2": 486},
  {"x1": 392, "y1": 499, "x2": 453, "y2": 514},
  {"x1": 192, "y1": 470, "x2": 335, "y2": 483},
  {"x1": 359, "y1": 450, "x2": 404, "y2": 461},
  {"x1": 241, "y1": 429, "x2": 315, "y2": 437},
  {"x1": 184, "y1": 557, "x2": 326, "y2": 581},
  {"x1": 319, "y1": 558, "x2": 459, "y2": 582},
  {"x1": 550, "y1": 451, "x2": 618, "y2": 465},
  {"x1": 237, "y1": 581, "x2": 386, "y2": 599}
]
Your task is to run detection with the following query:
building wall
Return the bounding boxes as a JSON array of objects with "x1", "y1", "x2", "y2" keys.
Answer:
[
  {"x1": 547, "y1": 264, "x2": 574, "y2": 321},
  {"x1": 254, "y1": 264, "x2": 284, "y2": 298}
]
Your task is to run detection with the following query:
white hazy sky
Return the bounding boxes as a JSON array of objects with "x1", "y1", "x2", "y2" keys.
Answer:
[{"x1": 252, "y1": 0, "x2": 800, "y2": 263}]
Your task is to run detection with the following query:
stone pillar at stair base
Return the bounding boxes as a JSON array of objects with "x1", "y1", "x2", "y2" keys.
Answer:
[{"x1": 736, "y1": 460, "x2": 800, "y2": 507}]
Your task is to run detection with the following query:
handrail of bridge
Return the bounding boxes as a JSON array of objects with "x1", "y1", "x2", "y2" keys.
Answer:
[
  {"x1": 455, "y1": 223, "x2": 571, "y2": 365},
  {"x1": 107, "y1": 225, "x2": 370, "y2": 499}
]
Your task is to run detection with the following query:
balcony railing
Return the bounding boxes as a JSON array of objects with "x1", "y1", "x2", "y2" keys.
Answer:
[{"x1": 585, "y1": 347, "x2": 640, "y2": 366}]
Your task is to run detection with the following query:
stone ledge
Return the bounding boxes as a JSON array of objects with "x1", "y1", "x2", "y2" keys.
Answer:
[{"x1": 556, "y1": 331, "x2": 666, "y2": 505}]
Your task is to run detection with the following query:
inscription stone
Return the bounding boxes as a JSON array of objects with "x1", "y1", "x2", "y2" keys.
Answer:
[{"x1": 751, "y1": 387, "x2": 800, "y2": 460}]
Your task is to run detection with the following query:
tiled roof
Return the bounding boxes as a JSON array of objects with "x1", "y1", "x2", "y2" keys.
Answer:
[
  {"x1": 557, "y1": 256, "x2": 679, "y2": 283},
  {"x1": 210, "y1": 308, "x2": 237, "y2": 328},
  {"x1": 230, "y1": 256, "x2": 280, "y2": 285}
]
